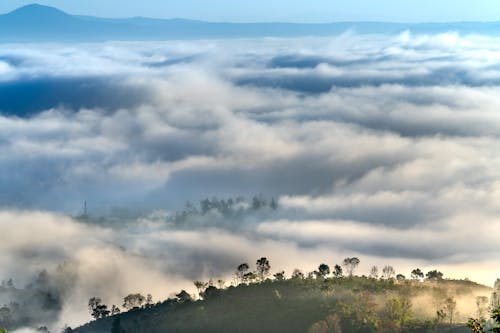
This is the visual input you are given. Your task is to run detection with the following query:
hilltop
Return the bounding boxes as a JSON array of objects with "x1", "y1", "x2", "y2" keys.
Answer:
[{"x1": 71, "y1": 275, "x2": 492, "y2": 333}]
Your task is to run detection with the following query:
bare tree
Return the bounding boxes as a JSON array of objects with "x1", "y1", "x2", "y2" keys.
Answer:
[
  {"x1": 382, "y1": 265, "x2": 395, "y2": 280},
  {"x1": 444, "y1": 297, "x2": 457, "y2": 325},
  {"x1": 476, "y1": 296, "x2": 489, "y2": 321},
  {"x1": 342, "y1": 257, "x2": 360, "y2": 277},
  {"x1": 369, "y1": 266, "x2": 379, "y2": 279}
]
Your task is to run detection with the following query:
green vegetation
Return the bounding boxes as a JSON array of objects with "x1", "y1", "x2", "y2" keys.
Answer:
[
  {"x1": 468, "y1": 307, "x2": 500, "y2": 332},
  {"x1": 72, "y1": 259, "x2": 491, "y2": 333}
]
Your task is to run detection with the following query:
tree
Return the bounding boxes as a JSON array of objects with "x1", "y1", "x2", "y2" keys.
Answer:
[
  {"x1": 243, "y1": 272, "x2": 257, "y2": 283},
  {"x1": 0, "y1": 307, "x2": 12, "y2": 329},
  {"x1": 146, "y1": 294, "x2": 153, "y2": 308},
  {"x1": 176, "y1": 290, "x2": 193, "y2": 303},
  {"x1": 342, "y1": 257, "x2": 360, "y2": 277},
  {"x1": 382, "y1": 265, "x2": 395, "y2": 280},
  {"x1": 382, "y1": 297, "x2": 413, "y2": 332},
  {"x1": 308, "y1": 313, "x2": 342, "y2": 333},
  {"x1": 476, "y1": 296, "x2": 489, "y2": 322},
  {"x1": 411, "y1": 268, "x2": 424, "y2": 281},
  {"x1": 270, "y1": 198, "x2": 278, "y2": 210},
  {"x1": 0, "y1": 328, "x2": 6, "y2": 333},
  {"x1": 333, "y1": 264, "x2": 343, "y2": 278},
  {"x1": 369, "y1": 266, "x2": 379, "y2": 279},
  {"x1": 292, "y1": 269, "x2": 305, "y2": 279},
  {"x1": 111, "y1": 305, "x2": 121, "y2": 316},
  {"x1": 256, "y1": 257, "x2": 271, "y2": 281},
  {"x1": 444, "y1": 297, "x2": 457, "y2": 325},
  {"x1": 61, "y1": 325, "x2": 73, "y2": 333},
  {"x1": 317, "y1": 264, "x2": 330, "y2": 278},
  {"x1": 194, "y1": 281, "x2": 208, "y2": 298},
  {"x1": 236, "y1": 263, "x2": 249, "y2": 283},
  {"x1": 201, "y1": 286, "x2": 221, "y2": 300},
  {"x1": 468, "y1": 306, "x2": 500, "y2": 333},
  {"x1": 426, "y1": 270, "x2": 444, "y2": 281},
  {"x1": 274, "y1": 271, "x2": 285, "y2": 281},
  {"x1": 396, "y1": 274, "x2": 406, "y2": 282},
  {"x1": 88, "y1": 297, "x2": 110, "y2": 319},
  {"x1": 334, "y1": 292, "x2": 379, "y2": 333},
  {"x1": 122, "y1": 293, "x2": 146, "y2": 310}
]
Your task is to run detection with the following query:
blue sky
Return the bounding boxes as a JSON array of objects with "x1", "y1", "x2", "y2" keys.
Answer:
[{"x1": 1, "y1": 0, "x2": 500, "y2": 22}]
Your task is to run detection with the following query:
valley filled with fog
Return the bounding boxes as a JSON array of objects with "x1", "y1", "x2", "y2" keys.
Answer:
[{"x1": 2, "y1": 32, "x2": 500, "y2": 331}]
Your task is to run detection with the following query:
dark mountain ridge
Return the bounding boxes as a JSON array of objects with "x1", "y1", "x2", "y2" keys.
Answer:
[{"x1": 3, "y1": 4, "x2": 500, "y2": 42}]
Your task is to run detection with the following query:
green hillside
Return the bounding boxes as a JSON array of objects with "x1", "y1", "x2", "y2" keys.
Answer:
[{"x1": 72, "y1": 275, "x2": 492, "y2": 333}]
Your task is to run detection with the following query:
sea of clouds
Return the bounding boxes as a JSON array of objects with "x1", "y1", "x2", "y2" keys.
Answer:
[{"x1": 2, "y1": 32, "x2": 500, "y2": 330}]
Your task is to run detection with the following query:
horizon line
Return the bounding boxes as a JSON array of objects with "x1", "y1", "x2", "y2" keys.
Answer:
[{"x1": 5, "y1": 3, "x2": 500, "y2": 26}]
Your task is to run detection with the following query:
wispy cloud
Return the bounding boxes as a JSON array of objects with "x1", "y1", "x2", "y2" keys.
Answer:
[{"x1": 3, "y1": 32, "x2": 500, "y2": 329}]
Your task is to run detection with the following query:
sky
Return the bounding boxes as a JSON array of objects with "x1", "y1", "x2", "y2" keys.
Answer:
[
  {"x1": 3, "y1": 2, "x2": 500, "y2": 330},
  {"x1": 1, "y1": 0, "x2": 500, "y2": 22}
]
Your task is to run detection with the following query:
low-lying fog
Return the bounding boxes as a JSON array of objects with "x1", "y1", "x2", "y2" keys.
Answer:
[{"x1": 2, "y1": 32, "x2": 500, "y2": 330}]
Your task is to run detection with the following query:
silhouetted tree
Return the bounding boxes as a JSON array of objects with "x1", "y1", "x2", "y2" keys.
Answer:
[
  {"x1": 236, "y1": 263, "x2": 249, "y2": 283},
  {"x1": 411, "y1": 268, "x2": 424, "y2": 281},
  {"x1": 194, "y1": 281, "x2": 208, "y2": 298},
  {"x1": 123, "y1": 293, "x2": 146, "y2": 310},
  {"x1": 201, "y1": 286, "x2": 221, "y2": 300},
  {"x1": 274, "y1": 271, "x2": 285, "y2": 281},
  {"x1": 244, "y1": 272, "x2": 258, "y2": 283},
  {"x1": 111, "y1": 305, "x2": 121, "y2": 315},
  {"x1": 176, "y1": 290, "x2": 193, "y2": 303},
  {"x1": 88, "y1": 297, "x2": 110, "y2": 319},
  {"x1": 342, "y1": 257, "x2": 360, "y2": 277},
  {"x1": 333, "y1": 264, "x2": 343, "y2": 278},
  {"x1": 317, "y1": 264, "x2": 330, "y2": 278},
  {"x1": 396, "y1": 274, "x2": 406, "y2": 282},
  {"x1": 256, "y1": 257, "x2": 271, "y2": 281},
  {"x1": 61, "y1": 325, "x2": 73, "y2": 333},
  {"x1": 292, "y1": 269, "x2": 305, "y2": 279},
  {"x1": 270, "y1": 198, "x2": 278, "y2": 210},
  {"x1": 426, "y1": 270, "x2": 444, "y2": 280},
  {"x1": 145, "y1": 294, "x2": 153, "y2": 308}
]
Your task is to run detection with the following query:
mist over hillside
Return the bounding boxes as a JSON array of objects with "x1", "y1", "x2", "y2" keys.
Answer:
[{"x1": 3, "y1": 7, "x2": 500, "y2": 332}]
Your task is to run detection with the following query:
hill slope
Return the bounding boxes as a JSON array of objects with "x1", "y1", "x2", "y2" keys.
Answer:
[{"x1": 72, "y1": 277, "x2": 491, "y2": 333}]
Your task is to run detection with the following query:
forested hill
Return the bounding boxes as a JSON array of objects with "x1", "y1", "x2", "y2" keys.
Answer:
[{"x1": 72, "y1": 275, "x2": 492, "y2": 333}]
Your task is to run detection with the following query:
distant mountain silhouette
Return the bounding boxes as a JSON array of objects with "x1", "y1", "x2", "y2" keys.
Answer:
[{"x1": 2, "y1": 3, "x2": 500, "y2": 42}]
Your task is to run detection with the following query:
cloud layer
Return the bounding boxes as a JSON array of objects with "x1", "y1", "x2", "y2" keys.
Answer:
[{"x1": 2, "y1": 33, "x2": 500, "y2": 329}]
